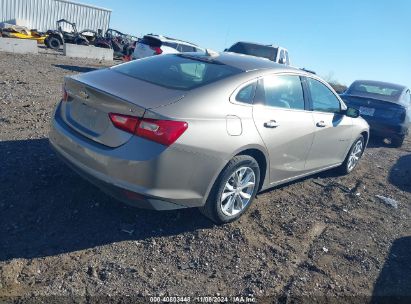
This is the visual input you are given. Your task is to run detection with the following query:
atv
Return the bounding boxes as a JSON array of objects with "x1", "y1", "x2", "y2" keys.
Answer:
[
  {"x1": 80, "y1": 28, "x2": 137, "y2": 59},
  {"x1": 44, "y1": 19, "x2": 89, "y2": 50}
]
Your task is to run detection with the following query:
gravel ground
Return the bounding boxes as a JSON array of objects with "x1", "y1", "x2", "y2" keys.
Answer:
[{"x1": 0, "y1": 51, "x2": 410, "y2": 303}]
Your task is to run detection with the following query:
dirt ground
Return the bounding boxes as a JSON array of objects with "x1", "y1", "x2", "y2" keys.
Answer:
[{"x1": 0, "y1": 50, "x2": 410, "y2": 303}]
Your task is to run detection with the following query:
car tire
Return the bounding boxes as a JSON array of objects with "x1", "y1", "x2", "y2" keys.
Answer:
[
  {"x1": 391, "y1": 135, "x2": 405, "y2": 148},
  {"x1": 339, "y1": 135, "x2": 365, "y2": 175},
  {"x1": 47, "y1": 36, "x2": 61, "y2": 50},
  {"x1": 199, "y1": 155, "x2": 260, "y2": 224}
]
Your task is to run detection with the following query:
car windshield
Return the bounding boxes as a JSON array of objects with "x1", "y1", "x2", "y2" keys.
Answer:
[
  {"x1": 227, "y1": 43, "x2": 278, "y2": 61},
  {"x1": 347, "y1": 82, "x2": 402, "y2": 99},
  {"x1": 112, "y1": 54, "x2": 242, "y2": 90}
]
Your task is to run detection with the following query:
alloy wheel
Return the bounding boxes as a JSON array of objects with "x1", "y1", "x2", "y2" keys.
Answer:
[
  {"x1": 347, "y1": 140, "x2": 363, "y2": 172},
  {"x1": 220, "y1": 167, "x2": 256, "y2": 216}
]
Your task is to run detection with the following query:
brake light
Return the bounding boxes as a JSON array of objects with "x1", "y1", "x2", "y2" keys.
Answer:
[
  {"x1": 108, "y1": 113, "x2": 140, "y2": 134},
  {"x1": 62, "y1": 85, "x2": 68, "y2": 102},
  {"x1": 150, "y1": 46, "x2": 163, "y2": 55},
  {"x1": 109, "y1": 113, "x2": 188, "y2": 146},
  {"x1": 136, "y1": 118, "x2": 188, "y2": 146}
]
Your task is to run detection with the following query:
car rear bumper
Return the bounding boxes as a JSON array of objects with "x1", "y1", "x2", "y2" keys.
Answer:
[
  {"x1": 49, "y1": 103, "x2": 222, "y2": 210},
  {"x1": 364, "y1": 119, "x2": 408, "y2": 138}
]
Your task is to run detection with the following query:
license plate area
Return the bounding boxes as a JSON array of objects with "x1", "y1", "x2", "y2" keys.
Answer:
[
  {"x1": 359, "y1": 106, "x2": 375, "y2": 116},
  {"x1": 69, "y1": 100, "x2": 109, "y2": 135}
]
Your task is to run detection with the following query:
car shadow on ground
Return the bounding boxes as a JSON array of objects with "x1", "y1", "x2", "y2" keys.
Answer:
[
  {"x1": 388, "y1": 154, "x2": 411, "y2": 193},
  {"x1": 53, "y1": 64, "x2": 100, "y2": 73},
  {"x1": 371, "y1": 236, "x2": 411, "y2": 303},
  {"x1": 0, "y1": 138, "x2": 214, "y2": 261}
]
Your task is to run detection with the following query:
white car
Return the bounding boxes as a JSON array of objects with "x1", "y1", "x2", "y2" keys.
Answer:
[
  {"x1": 132, "y1": 34, "x2": 204, "y2": 59},
  {"x1": 225, "y1": 41, "x2": 290, "y2": 65}
]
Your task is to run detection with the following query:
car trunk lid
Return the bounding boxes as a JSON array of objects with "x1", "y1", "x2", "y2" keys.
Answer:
[
  {"x1": 60, "y1": 68, "x2": 185, "y2": 147},
  {"x1": 342, "y1": 95, "x2": 405, "y2": 122}
]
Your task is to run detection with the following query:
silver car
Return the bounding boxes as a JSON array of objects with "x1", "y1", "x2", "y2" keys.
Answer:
[{"x1": 49, "y1": 52, "x2": 369, "y2": 223}]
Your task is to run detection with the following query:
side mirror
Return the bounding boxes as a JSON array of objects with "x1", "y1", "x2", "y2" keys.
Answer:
[
  {"x1": 223, "y1": 48, "x2": 228, "y2": 52},
  {"x1": 345, "y1": 107, "x2": 360, "y2": 118},
  {"x1": 278, "y1": 58, "x2": 286, "y2": 64}
]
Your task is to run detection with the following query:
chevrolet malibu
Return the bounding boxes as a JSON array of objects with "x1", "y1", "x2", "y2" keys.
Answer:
[{"x1": 49, "y1": 52, "x2": 369, "y2": 223}]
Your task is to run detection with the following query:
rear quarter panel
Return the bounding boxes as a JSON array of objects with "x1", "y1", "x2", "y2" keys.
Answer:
[{"x1": 150, "y1": 74, "x2": 271, "y2": 200}]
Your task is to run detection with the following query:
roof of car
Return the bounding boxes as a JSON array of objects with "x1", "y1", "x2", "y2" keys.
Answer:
[
  {"x1": 230, "y1": 41, "x2": 282, "y2": 49},
  {"x1": 144, "y1": 34, "x2": 199, "y2": 47},
  {"x1": 181, "y1": 52, "x2": 300, "y2": 73}
]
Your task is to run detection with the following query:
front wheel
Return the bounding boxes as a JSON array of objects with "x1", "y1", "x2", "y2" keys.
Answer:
[
  {"x1": 339, "y1": 136, "x2": 365, "y2": 175},
  {"x1": 199, "y1": 155, "x2": 260, "y2": 224},
  {"x1": 46, "y1": 36, "x2": 61, "y2": 50}
]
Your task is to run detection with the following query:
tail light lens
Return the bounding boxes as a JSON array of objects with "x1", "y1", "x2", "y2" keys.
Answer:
[
  {"x1": 109, "y1": 113, "x2": 188, "y2": 146},
  {"x1": 150, "y1": 46, "x2": 163, "y2": 55},
  {"x1": 136, "y1": 118, "x2": 188, "y2": 146},
  {"x1": 62, "y1": 85, "x2": 68, "y2": 102},
  {"x1": 108, "y1": 113, "x2": 139, "y2": 134}
]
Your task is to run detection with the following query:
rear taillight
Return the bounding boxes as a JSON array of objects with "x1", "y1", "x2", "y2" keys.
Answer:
[
  {"x1": 136, "y1": 118, "x2": 188, "y2": 146},
  {"x1": 62, "y1": 85, "x2": 68, "y2": 102},
  {"x1": 109, "y1": 113, "x2": 188, "y2": 146},
  {"x1": 150, "y1": 46, "x2": 163, "y2": 55},
  {"x1": 108, "y1": 113, "x2": 140, "y2": 134}
]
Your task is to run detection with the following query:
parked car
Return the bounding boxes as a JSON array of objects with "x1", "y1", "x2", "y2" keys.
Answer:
[
  {"x1": 132, "y1": 34, "x2": 204, "y2": 59},
  {"x1": 44, "y1": 19, "x2": 89, "y2": 50},
  {"x1": 340, "y1": 80, "x2": 410, "y2": 147},
  {"x1": 225, "y1": 41, "x2": 290, "y2": 65},
  {"x1": 49, "y1": 52, "x2": 369, "y2": 224}
]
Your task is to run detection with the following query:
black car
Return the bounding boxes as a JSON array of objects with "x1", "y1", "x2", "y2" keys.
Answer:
[{"x1": 340, "y1": 80, "x2": 410, "y2": 147}]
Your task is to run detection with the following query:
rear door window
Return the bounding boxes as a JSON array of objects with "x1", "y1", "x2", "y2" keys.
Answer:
[
  {"x1": 257, "y1": 75, "x2": 305, "y2": 110},
  {"x1": 235, "y1": 82, "x2": 257, "y2": 104}
]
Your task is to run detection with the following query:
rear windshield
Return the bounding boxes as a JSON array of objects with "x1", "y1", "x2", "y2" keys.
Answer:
[
  {"x1": 112, "y1": 55, "x2": 242, "y2": 90},
  {"x1": 347, "y1": 82, "x2": 402, "y2": 99},
  {"x1": 227, "y1": 43, "x2": 278, "y2": 61}
]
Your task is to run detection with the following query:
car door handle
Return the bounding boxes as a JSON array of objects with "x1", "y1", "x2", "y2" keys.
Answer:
[
  {"x1": 316, "y1": 121, "x2": 326, "y2": 127},
  {"x1": 264, "y1": 120, "x2": 280, "y2": 128}
]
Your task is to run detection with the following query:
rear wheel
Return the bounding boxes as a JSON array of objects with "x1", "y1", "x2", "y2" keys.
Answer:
[
  {"x1": 199, "y1": 155, "x2": 260, "y2": 224},
  {"x1": 339, "y1": 136, "x2": 364, "y2": 174},
  {"x1": 391, "y1": 135, "x2": 405, "y2": 148}
]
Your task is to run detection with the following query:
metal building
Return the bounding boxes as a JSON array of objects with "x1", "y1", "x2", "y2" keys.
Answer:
[{"x1": 0, "y1": 0, "x2": 111, "y2": 32}]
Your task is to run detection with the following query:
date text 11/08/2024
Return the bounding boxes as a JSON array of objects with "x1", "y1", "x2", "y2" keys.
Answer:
[{"x1": 149, "y1": 296, "x2": 256, "y2": 303}]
